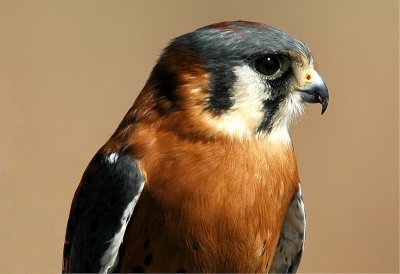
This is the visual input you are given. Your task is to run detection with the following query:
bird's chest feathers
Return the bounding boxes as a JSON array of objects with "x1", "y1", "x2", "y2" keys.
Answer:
[
  {"x1": 142, "y1": 137, "x2": 299, "y2": 214},
  {"x1": 148, "y1": 137, "x2": 296, "y2": 224},
  {"x1": 125, "y1": 131, "x2": 300, "y2": 271}
]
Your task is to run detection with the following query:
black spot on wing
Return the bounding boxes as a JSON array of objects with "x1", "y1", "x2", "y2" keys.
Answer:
[
  {"x1": 65, "y1": 151, "x2": 145, "y2": 273},
  {"x1": 143, "y1": 238, "x2": 150, "y2": 249},
  {"x1": 144, "y1": 253, "x2": 152, "y2": 266},
  {"x1": 287, "y1": 249, "x2": 303, "y2": 273},
  {"x1": 177, "y1": 267, "x2": 186, "y2": 273}
]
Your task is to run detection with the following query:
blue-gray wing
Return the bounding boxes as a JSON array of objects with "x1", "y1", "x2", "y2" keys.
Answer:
[
  {"x1": 62, "y1": 151, "x2": 145, "y2": 273},
  {"x1": 269, "y1": 187, "x2": 306, "y2": 273}
]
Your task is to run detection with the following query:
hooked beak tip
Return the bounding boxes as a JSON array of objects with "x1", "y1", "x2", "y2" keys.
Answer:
[{"x1": 321, "y1": 100, "x2": 328, "y2": 115}]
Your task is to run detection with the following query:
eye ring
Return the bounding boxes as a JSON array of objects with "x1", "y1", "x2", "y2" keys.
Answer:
[{"x1": 254, "y1": 54, "x2": 289, "y2": 79}]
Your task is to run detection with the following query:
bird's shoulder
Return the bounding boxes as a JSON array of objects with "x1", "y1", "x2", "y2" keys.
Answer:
[{"x1": 63, "y1": 148, "x2": 145, "y2": 273}]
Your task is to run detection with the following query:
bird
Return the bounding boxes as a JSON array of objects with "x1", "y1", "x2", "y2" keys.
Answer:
[{"x1": 62, "y1": 20, "x2": 329, "y2": 273}]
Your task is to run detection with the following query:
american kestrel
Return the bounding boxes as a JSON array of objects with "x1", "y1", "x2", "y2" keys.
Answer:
[{"x1": 62, "y1": 21, "x2": 328, "y2": 273}]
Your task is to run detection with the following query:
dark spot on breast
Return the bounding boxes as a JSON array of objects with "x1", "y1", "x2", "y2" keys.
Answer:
[
  {"x1": 192, "y1": 241, "x2": 200, "y2": 251},
  {"x1": 177, "y1": 267, "x2": 186, "y2": 273},
  {"x1": 144, "y1": 253, "x2": 152, "y2": 266},
  {"x1": 143, "y1": 238, "x2": 150, "y2": 249},
  {"x1": 132, "y1": 265, "x2": 144, "y2": 273}
]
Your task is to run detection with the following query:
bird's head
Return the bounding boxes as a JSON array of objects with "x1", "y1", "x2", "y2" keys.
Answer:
[{"x1": 136, "y1": 21, "x2": 328, "y2": 143}]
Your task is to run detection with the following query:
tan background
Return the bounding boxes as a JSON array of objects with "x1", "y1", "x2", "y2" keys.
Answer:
[{"x1": 0, "y1": 1, "x2": 398, "y2": 273}]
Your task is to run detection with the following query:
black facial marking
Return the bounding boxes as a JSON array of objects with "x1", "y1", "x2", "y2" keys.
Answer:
[
  {"x1": 143, "y1": 238, "x2": 150, "y2": 249},
  {"x1": 257, "y1": 94, "x2": 285, "y2": 133},
  {"x1": 192, "y1": 241, "x2": 200, "y2": 251},
  {"x1": 144, "y1": 253, "x2": 152, "y2": 266},
  {"x1": 132, "y1": 265, "x2": 144, "y2": 273},
  {"x1": 256, "y1": 67, "x2": 295, "y2": 133},
  {"x1": 268, "y1": 67, "x2": 293, "y2": 97},
  {"x1": 151, "y1": 64, "x2": 180, "y2": 108},
  {"x1": 177, "y1": 267, "x2": 186, "y2": 273},
  {"x1": 207, "y1": 66, "x2": 236, "y2": 114}
]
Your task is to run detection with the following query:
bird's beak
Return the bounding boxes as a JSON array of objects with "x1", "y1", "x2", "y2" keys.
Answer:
[{"x1": 298, "y1": 71, "x2": 329, "y2": 114}]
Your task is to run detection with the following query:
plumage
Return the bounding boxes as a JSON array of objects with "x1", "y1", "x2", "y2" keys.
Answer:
[{"x1": 63, "y1": 20, "x2": 328, "y2": 273}]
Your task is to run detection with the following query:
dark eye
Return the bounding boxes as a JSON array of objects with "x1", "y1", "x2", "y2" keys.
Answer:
[{"x1": 255, "y1": 55, "x2": 282, "y2": 77}]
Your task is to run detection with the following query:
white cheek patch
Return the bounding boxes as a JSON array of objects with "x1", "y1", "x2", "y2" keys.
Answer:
[
  {"x1": 205, "y1": 65, "x2": 266, "y2": 139},
  {"x1": 268, "y1": 92, "x2": 304, "y2": 144},
  {"x1": 203, "y1": 65, "x2": 305, "y2": 143}
]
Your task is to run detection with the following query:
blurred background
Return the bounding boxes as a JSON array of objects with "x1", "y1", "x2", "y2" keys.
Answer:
[{"x1": 0, "y1": 1, "x2": 398, "y2": 273}]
